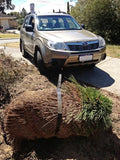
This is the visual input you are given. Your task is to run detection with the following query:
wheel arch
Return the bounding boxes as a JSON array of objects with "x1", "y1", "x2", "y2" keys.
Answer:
[
  {"x1": 34, "y1": 39, "x2": 45, "y2": 62},
  {"x1": 34, "y1": 45, "x2": 44, "y2": 64}
]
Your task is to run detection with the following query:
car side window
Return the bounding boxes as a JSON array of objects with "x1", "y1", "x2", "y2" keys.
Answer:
[
  {"x1": 23, "y1": 16, "x2": 31, "y2": 28},
  {"x1": 29, "y1": 16, "x2": 35, "y2": 28}
]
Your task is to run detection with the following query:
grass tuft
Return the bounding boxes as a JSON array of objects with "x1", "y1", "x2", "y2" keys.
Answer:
[
  {"x1": 69, "y1": 75, "x2": 113, "y2": 135},
  {"x1": 0, "y1": 33, "x2": 20, "y2": 39}
]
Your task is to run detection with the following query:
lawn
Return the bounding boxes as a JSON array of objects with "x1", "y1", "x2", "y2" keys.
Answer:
[
  {"x1": 0, "y1": 33, "x2": 20, "y2": 39},
  {"x1": 106, "y1": 45, "x2": 120, "y2": 59}
]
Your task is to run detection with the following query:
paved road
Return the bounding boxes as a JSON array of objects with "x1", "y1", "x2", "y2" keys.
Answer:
[
  {"x1": 1, "y1": 47, "x2": 120, "y2": 96},
  {"x1": 0, "y1": 38, "x2": 19, "y2": 45}
]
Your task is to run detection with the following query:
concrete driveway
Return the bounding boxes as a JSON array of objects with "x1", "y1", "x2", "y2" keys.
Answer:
[
  {"x1": 1, "y1": 47, "x2": 120, "y2": 96},
  {"x1": 75, "y1": 57, "x2": 120, "y2": 95}
]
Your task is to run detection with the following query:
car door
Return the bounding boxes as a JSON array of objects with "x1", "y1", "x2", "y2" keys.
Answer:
[
  {"x1": 27, "y1": 16, "x2": 35, "y2": 54},
  {"x1": 21, "y1": 15, "x2": 31, "y2": 49}
]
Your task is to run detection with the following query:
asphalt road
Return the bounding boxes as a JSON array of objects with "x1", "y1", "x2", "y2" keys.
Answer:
[
  {"x1": 1, "y1": 46, "x2": 120, "y2": 96},
  {"x1": 0, "y1": 38, "x2": 19, "y2": 45}
]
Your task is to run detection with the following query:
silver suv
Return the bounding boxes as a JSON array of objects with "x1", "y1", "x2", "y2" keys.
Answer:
[{"x1": 20, "y1": 12, "x2": 106, "y2": 71}]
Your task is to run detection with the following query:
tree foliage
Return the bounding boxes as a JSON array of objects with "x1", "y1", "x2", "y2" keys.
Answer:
[
  {"x1": 71, "y1": 0, "x2": 120, "y2": 44},
  {"x1": 0, "y1": 0, "x2": 15, "y2": 13},
  {"x1": 21, "y1": 8, "x2": 27, "y2": 17},
  {"x1": 9, "y1": 8, "x2": 27, "y2": 26}
]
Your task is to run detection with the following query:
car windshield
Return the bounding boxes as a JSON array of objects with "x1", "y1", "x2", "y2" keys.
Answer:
[{"x1": 37, "y1": 15, "x2": 82, "y2": 31}]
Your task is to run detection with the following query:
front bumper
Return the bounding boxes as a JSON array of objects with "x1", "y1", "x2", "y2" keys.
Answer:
[
  {"x1": 64, "y1": 48, "x2": 106, "y2": 67},
  {"x1": 43, "y1": 46, "x2": 106, "y2": 67}
]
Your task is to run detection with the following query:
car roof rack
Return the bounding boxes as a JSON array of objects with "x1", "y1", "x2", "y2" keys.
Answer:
[{"x1": 54, "y1": 11, "x2": 68, "y2": 14}]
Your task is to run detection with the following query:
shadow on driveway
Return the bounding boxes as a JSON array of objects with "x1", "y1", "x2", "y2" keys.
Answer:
[
  {"x1": 72, "y1": 66, "x2": 115, "y2": 88},
  {"x1": 24, "y1": 54, "x2": 115, "y2": 89},
  {"x1": 43, "y1": 66, "x2": 115, "y2": 89}
]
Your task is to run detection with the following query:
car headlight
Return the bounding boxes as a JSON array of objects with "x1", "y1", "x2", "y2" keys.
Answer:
[
  {"x1": 47, "y1": 40, "x2": 69, "y2": 51},
  {"x1": 99, "y1": 36, "x2": 106, "y2": 48}
]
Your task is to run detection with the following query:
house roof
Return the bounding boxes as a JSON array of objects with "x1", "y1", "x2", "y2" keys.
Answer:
[{"x1": 0, "y1": 13, "x2": 16, "y2": 19}]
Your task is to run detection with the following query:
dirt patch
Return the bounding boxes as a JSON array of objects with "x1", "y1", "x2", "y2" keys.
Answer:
[
  {"x1": 0, "y1": 66, "x2": 120, "y2": 160},
  {"x1": 0, "y1": 85, "x2": 10, "y2": 107},
  {"x1": 11, "y1": 88, "x2": 120, "y2": 160},
  {"x1": 100, "y1": 89, "x2": 120, "y2": 139}
]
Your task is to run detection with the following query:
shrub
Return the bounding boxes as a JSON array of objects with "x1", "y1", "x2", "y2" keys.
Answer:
[
  {"x1": 17, "y1": 25, "x2": 21, "y2": 31},
  {"x1": 0, "y1": 53, "x2": 24, "y2": 86},
  {"x1": 0, "y1": 28, "x2": 6, "y2": 33},
  {"x1": 69, "y1": 76, "x2": 113, "y2": 135},
  {"x1": 0, "y1": 51, "x2": 34, "y2": 106}
]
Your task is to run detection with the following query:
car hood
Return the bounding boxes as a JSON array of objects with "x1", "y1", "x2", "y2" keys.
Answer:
[{"x1": 40, "y1": 29, "x2": 98, "y2": 42}]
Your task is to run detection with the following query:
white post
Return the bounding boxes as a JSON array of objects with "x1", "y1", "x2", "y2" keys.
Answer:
[{"x1": 30, "y1": 3, "x2": 35, "y2": 13}]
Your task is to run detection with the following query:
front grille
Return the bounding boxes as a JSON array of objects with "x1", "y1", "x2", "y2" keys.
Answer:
[
  {"x1": 71, "y1": 50, "x2": 100, "y2": 55},
  {"x1": 68, "y1": 41, "x2": 99, "y2": 51}
]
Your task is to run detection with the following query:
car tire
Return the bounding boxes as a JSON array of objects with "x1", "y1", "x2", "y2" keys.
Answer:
[
  {"x1": 22, "y1": 42, "x2": 28, "y2": 58},
  {"x1": 20, "y1": 39, "x2": 22, "y2": 52},
  {"x1": 36, "y1": 49, "x2": 46, "y2": 73}
]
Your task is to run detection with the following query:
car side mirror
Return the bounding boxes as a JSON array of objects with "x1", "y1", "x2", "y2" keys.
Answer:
[
  {"x1": 25, "y1": 24, "x2": 34, "y2": 32},
  {"x1": 81, "y1": 24, "x2": 85, "y2": 29}
]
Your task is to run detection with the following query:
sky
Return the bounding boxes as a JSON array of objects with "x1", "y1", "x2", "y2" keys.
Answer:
[{"x1": 7, "y1": 0, "x2": 77, "y2": 13}]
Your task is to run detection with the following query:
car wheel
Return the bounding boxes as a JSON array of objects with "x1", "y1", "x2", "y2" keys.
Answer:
[
  {"x1": 22, "y1": 42, "x2": 28, "y2": 58},
  {"x1": 36, "y1": 49, "x2": 46, "y2": 73},
  {"x1": 20, "y1": 40, "x2": 22, "y2": 52}
]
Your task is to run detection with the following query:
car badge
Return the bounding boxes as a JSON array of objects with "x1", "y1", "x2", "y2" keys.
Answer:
[{"x1": 82, "y1": 42, "x2": 88, "y2": 46}]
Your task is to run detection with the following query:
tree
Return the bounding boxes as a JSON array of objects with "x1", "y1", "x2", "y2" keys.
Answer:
[
  {"x1": 9, "y1": 8, "x2": 28, "y2": 29},
  {"x1": 71, "y1": 0, "x2": 87, "y2": 24},
  {"x1": 0, "y1": 0, "x2": 15, "y2": 13},
  {"x1": 21, "y1": 8, "x2": 27, "y2": 17},
  {"x1": 8, "y1": 11, "x2": 21, "y2": 18},
  {"x1": 71, "y1": 0, "x2": 120, "y2": 44},
  {"x1": 17, "y1": 8, "x2": 28, "y2": 25}
]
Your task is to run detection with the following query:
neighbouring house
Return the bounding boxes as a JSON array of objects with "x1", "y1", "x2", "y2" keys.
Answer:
[{"x1": 0, "y1": 13, "x2": 18, "y2": 30}]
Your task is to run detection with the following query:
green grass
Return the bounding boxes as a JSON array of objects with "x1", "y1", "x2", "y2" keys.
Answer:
[
  {"x1": 0, "y1": 33, "x2": 20, "y2": 39},
  {"x1": 106, "y1": 45, "x2": 120, "y2": 59},
  {"x1": 69, "y1": 76, "x2": 113, "y2": 135}
]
